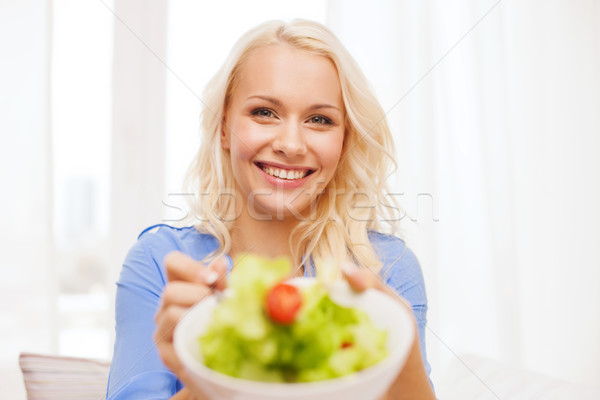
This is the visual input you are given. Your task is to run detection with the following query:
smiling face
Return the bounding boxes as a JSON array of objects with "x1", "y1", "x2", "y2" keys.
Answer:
[{"x1": 221, "y1": 44, "x2": 345, "y2": 220}]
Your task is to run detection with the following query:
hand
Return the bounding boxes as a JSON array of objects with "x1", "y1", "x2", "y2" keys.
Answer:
[
  {"x1": 341, "y1": 263, "x2": 410, "y2": 307},
  {"x1": 341, "y1": 265, "x2": 436, "y2": 400},
  {"x1": 154, "y1": 251, "x2": 228, "y2": 400}
]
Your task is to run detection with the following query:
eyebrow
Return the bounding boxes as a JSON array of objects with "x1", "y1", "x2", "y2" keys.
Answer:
[{"x1": 246, "y1": 95, "x2": 341, "y2": 112}]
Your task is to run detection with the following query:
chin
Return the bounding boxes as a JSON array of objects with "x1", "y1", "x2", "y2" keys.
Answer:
[{"x1": 249, "y1": 200, "x2": 314, "y2": 222}]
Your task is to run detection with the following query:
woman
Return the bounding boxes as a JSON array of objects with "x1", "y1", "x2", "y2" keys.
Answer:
[{"x1": 107, "y1": 19, "x2": 435, "y2": 399}]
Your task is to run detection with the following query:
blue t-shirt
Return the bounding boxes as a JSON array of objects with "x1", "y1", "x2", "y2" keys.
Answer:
[{"x1": 106, "y1": 224, "x2": 430, "y2": 399}]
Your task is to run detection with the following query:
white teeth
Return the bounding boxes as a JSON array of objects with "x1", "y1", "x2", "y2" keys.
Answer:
[{"x1": 260, "y1": 165, "x2": 308, "y2": 180}]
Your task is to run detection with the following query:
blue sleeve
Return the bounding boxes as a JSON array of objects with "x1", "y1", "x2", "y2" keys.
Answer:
[
  {"x1": 375, "y1": 236, "x2": 432, "y2": 378},
  {"x1": 106, "y1": 233, "x2": 183, "y2": 399}
]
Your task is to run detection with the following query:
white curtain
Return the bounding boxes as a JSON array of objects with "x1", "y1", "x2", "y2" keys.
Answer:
[
  {"x1": 330, "y1": 0, "x2": 600, "y2": 389},
  {"x1": 0, "y1": 1, "x2": 54, "y2": 398}
]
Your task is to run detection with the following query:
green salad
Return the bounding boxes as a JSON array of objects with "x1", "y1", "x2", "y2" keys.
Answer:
[{"x1": 198, "y1": 255, "x2": 388, "y2": 383}]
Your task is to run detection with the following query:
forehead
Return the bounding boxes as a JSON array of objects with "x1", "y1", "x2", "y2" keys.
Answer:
[{"x1": 233, "y1": 44, "x2": 343, "y2": 107}]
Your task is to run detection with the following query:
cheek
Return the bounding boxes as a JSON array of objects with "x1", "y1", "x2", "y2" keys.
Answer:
[
  {"x1": 229, "y1": 121, "x2": 263, "y2": 163},
  {"x1": 318, "y1": 133, "x2": 345, "y2": 172},
  {"x1": 230, "y1": 142, "x2": 254, "y2": 165}
]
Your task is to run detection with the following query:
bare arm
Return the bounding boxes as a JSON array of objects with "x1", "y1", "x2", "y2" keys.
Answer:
[
  {"x1": 381, "y1": 327, "x2": 435, "y2": 399},
  {"x1": 169, "y1": 387, "x2": 192, "y2": 400},
  {"x1": 156, "y1": 252, "x2": 228, "y2": 400},
  {"x1": 343, "y1": 266, "x2": 436, "y2": 400}
]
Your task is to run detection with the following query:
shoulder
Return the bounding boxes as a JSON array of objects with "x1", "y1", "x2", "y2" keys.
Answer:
[
  {"x1": 368, "y1": 231, "x2": 419, "y2": 274},
  {"x1": 119, "y1": 224, "x2": 219, "y2": 288},
  {"x1": 368, "y1": 231, "x2": 426, "y2": 305},
  {"x1": 135, "y1": 224, "x2": 219, "y2": 261}
]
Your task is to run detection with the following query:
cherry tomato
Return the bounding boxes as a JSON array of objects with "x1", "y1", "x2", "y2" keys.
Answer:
[{"x1": 265, "y1": 283, "x2": 302, "y2": 325}]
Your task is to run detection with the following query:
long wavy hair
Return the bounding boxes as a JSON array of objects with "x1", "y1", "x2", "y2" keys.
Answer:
[{"x1": 183, "y1": 19, "x2": 400, "y2": 274}]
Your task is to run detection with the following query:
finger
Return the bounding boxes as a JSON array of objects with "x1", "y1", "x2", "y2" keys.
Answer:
[
  {"x1": 164, "y1": 251, "x2": 206, "y2": 283},
  {"x1": 161, "y1": 281, "x2": 212, "y2": 309},
  {"x1": 165, "y1": 251, "x2": 226, "y2": 287}
]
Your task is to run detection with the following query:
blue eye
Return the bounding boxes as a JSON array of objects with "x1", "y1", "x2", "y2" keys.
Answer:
[
  {"x1": 252, "y1": 108, "x2": 275, "y2": 118},
  {"x1": 309, "y1": 115, "x2": 333, "y2": 125}
]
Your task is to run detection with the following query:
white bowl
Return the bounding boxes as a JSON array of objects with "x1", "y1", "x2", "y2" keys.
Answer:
[{"x1": 173, "y1": 277, "x2": 414, "y2": 400}]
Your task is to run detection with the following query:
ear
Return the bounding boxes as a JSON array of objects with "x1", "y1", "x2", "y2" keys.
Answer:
[{"x1": 220, "y1": 117, "x2": 230, "y2": 150}]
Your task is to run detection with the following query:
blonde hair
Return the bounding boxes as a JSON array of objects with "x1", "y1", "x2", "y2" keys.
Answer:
[{"x1": 183, "y1": 19, "x2": 400, "y2": 274}]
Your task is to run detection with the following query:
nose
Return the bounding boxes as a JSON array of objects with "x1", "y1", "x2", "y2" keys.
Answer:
[{"x1": 271, "y1": 122, "x2": 307, "y2": 158}]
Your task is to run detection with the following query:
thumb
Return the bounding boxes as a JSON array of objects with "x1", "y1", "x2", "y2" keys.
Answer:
[
  {"x1": 341, "y1": 263, "x2": 404, "y2": 304},
  {"x1": 341, "y1": 262, "x2": 378, "y2": 292},
  {"x1": 205, "y1": 256, "x2": 228, "y2": 291}
]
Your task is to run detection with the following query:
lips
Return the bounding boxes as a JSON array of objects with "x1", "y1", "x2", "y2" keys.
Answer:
[{"x1": 255, "y1": 162, "x2": 315, "y2": 181}]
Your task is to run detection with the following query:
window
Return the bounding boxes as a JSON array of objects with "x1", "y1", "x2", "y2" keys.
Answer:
[{"x1": 51, "y1": 0, "x2": 114, "y2": 359}]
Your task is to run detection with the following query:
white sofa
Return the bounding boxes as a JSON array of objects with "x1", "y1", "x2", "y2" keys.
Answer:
[
  {"x1": 19, "y1": 352, "x2": 110, "y2": 400},
  {"x1": 437, "y1": 354, "x2": 599, "y2": 399}
]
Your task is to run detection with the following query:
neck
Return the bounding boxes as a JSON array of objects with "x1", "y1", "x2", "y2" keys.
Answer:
[{"x1": 229, "y1": 211, "x2": 299, "y2": 261}]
